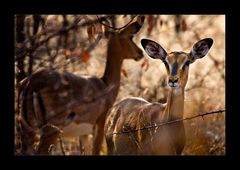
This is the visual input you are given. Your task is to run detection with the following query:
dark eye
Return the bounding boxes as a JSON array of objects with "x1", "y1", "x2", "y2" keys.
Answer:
[
  {"x1": 185, "y1": 60, "x2": 190, "y2": 66},
  {"x1": 182, "y1": 60, "x2": 190, "y2": 70},
  {"x1": 163, "y1": 60, "x2": 170, "y2": 70}
]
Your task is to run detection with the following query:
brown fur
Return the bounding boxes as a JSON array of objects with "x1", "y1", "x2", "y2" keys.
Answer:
[
  {"x1": 18, "y1": 17, "x2": 145, "y2": 155},
  {"x1": 104, "y1": 38, "x2": 213, "y2": 155}
]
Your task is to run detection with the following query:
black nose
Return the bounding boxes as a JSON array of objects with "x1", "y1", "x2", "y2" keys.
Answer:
[{"x1": 169, "y1": 78, "x2": 178, "y2": 84}]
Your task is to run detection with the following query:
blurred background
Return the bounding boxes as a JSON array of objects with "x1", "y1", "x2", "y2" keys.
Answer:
[{"x1": 14, "y1": 15, "x2": 225, "y2": 155}]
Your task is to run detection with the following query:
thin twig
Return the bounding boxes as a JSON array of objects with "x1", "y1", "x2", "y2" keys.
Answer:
[
  {"x1": 54, "y1": 33, "x2": 102, "y2": 70},
  {"x1": 193, "y1": 30, "x2": 225, "y2": 80},
  {"x1": 15, "y1": 15, "x2": 114, "y2": 61},
  {"x1": 112, "y1": 109, "x2": 225, "y2": 135},
  {"x1": 96, "y1": 15, "x2": 137, "y2": 31},
  {"x1": 208, "y1": 53, "x2": 225, "y2": 80},
  {"x1": 186, "y1": 66, "x2": 214, "y2": 92}
]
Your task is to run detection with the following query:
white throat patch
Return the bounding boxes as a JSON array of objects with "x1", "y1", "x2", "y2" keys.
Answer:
[{"x1": 173, "y1": 88, "x2": 182, "y2": 95}]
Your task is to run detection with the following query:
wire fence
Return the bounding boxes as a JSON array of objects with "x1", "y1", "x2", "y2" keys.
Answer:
[{"x1": 112, "y1": 109, "x2": 225, "y2": 135}]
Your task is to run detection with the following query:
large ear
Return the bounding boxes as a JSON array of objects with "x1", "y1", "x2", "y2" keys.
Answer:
[
  {"x1": 141, "y1": 39, "x2": 167, "y2": 60},
  {"x1": 120, "y1": 16, "x2": 145, "y2": 36},
  {"x1": 189, "y1": 38, "x2": 213, "y2": 63}
]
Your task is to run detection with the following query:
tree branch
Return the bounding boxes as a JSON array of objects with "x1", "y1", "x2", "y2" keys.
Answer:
[
  {"x1": 15, "y1": 15, "x2": 114, "y2": 61},
  {"x1": 54, "y1": 33, "x2": 102, "y2": 70},
  {"x1": 96, "y1": 15, "x2": 137, "y2": 31}
]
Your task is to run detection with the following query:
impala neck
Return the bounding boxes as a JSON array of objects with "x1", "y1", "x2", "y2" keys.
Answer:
[
  {"x1": 102, "y1": 36, "x2": 123, "y2": 95},
  {"x1": 162, "y1": 87, "x2": 185, "y2": 121}
]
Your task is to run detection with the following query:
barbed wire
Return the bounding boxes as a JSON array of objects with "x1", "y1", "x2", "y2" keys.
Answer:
[{"x1": 112, "y1": 109, "x2": 225, "y2": 135}]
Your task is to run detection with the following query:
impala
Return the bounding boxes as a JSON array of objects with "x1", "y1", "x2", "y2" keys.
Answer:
[
  {"x1": 17, "y1": 16, "x2": 145, "y2": 155},
  {"x1": 104, "y1": 37, "x2": 213, "y2": 155}
]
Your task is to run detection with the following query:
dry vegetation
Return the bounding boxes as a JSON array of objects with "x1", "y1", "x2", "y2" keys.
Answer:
[{"x1": 14, "y1": 15, "x2": 225, "y2": 155}]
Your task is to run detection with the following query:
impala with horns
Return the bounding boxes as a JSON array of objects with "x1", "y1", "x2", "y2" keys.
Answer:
[
  {"x1": 17, "y1": 16, "x2": 145, "y2": 155},
  {"x1": 104, "y1": 37, "x2": 213, "y2": 155}
]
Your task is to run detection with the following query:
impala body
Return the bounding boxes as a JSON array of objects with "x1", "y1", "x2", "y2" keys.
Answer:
[
  {"x1": 104, "y1": 38, "x2": 213, "y2": 155},
  {"x1": 17, "y1": 16, "x2": 145, "y2": 155}
]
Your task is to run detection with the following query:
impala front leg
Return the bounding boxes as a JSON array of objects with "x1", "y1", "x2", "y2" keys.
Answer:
[
  {"x1": 20, "y1": 126, "x2": 38, "y2": 155},
  {"x1": 92, "y1": 113, "x2": 107, "y2": 155}
]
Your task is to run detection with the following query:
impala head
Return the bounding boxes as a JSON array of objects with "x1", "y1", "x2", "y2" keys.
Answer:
[
  {"x1": 141, "y1": 38, "x2": 213, "y2": 89},
  {"x1": 107, "y1": 16, "x2": 145, "y2": 61}
]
